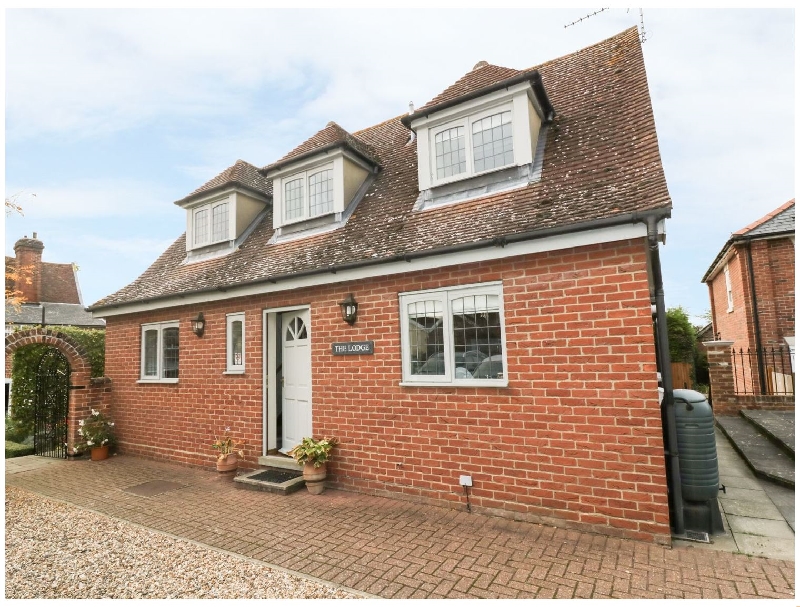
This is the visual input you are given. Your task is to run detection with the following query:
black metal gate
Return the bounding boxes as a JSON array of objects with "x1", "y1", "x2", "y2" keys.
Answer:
[{"x1": 33, "y1": 348, "x2": 70, "y2": 458}]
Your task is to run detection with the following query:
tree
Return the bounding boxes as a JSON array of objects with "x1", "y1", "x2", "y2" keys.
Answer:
[
  {"x1": 5, "y1": 193, "x2": 34, "y2": 310},
  {"x1": 666, "y1": 306, "x2": 696, "y2": 363}
]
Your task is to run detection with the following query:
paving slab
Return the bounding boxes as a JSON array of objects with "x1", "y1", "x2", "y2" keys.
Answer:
[
  {"x1": 740, "y1": 409, "x2": 795, "y2": 456},
  {"x1": 733, "y1": 535, "x2": 796, "y2": 561},
  {"x1": 726, "y1": 515, "x2": 795, "y2": 539},
  {"x1": 718, "y1": 497, "x2": 784, "y2": 520},
  {"x1": 716, "y1": 415, "x2": 795, "y2": 487}
]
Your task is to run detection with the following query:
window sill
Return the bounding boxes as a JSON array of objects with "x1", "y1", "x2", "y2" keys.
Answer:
[
  {"x1": 137, "y1": 378, "x2": 179, "y2": 384},
  {"x1": 223, "y1": 370, "x2": 245, "y2": 375},
  {"x1": 399, "y1": 380, "x2": 509, "y2": 389}
]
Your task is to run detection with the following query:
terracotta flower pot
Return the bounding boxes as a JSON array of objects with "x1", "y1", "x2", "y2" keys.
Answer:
[
  {"x1": 303, "y1": 462, "x2": 327, "y2": 482},
  {"x1": 90, "y1": 445, "x2": 109, "y2": 461},
  {"x1": 216, "y1": 452, "x2": 239, "y2": 473}
]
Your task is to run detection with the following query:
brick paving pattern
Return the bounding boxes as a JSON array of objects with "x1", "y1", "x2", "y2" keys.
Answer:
[{"x1": 6, "y1": 456, "x2": 795, "y2": 599}]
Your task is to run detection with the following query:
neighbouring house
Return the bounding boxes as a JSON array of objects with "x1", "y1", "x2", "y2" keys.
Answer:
[
  {"x1": 89, "y1": 28, "x2": 678, "y2": 543},
  {"x1": 5, "y1": 233, "x2": 105, "y2": 412},
  {"x1": 701, "y1": 200, "x2": 795, "y2": 400}
]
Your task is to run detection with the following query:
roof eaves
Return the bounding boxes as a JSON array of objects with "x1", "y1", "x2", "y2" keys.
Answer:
[
  {"x1": 700, "y1": 227, "x2": 796, "y2": 283},
  {"x1": 401, "y1": 69, "x2": 555, "y2": 128},
  {"x1": 260, "y1": 140, "x2": 382, "y2": 176},
  {"x1": 89, "y1": 207, "x2": 669, "y2": 313},
  {"x1": 174, "y1": 181, "x2": 272, "y2": 207}
]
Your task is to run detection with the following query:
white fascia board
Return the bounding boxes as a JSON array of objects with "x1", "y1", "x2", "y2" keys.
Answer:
[
  {"x1": 268, "y1": 148, "x2": 374, "y2": 179},
  {"x1": 92, "y1": 220, "x2": 656, "y2": 319}
]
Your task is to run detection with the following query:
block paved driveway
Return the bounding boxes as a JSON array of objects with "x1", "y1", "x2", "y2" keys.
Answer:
[{"x1": 5, "y1": 455, "x2": 794, "y2": 599}]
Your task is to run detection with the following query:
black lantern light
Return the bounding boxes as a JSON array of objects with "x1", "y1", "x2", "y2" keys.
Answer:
[
  {"x1": 192, "y1": 312, "x2": 205, "y2": 337},
  {"x1": 339, "y1": 294, "x2": 358, "y2": 325}
]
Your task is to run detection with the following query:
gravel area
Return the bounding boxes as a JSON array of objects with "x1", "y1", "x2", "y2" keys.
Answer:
[{"x1": 5, "y1": 486, "x2": 362, "y2": 599}]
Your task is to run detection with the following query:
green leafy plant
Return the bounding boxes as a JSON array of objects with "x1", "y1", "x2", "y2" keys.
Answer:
[
  {"x1": 5, "y1": 415, "x2": 28, "y2": 444},
  {"x1": 5, "y1": 441, "x2": 35, "y2": 458},
  {"x1": 211, "y1": 427, "x2": 244, "y2": 461},
  {"x1": 76, "y1": 409, "x2": 116, "y2": 452},
  {"x1": 288, "y1": 436, "x2": 338, "y2": 468}
]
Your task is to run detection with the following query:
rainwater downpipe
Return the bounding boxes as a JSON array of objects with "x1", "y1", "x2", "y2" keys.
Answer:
[
  {"x1": 646, "y1": 215, "x2": 685, "y2": 535},
  {"x1": 744, "y1": 240, "x2": 767, "y2": 394}
]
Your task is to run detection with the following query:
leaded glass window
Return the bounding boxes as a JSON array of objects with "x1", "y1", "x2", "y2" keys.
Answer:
[
  {"x1": 309, "y1": 169, "x2": 334, "y2": 217},
  {"x1": 194, "y1": 208, "x2": 209, "y2": 245},
  {"x1": 212, "y1": 202, "x2": 229, "y2": 242},
  {"x1": 435, "y1": 127, "x2": 466, "y2": 179},
  {"x1": 472, "y1": 111, "x2": 513, "y2": 173},
  {"x1": 284, "y1": 177, "x2": 304, "y2": 221}
]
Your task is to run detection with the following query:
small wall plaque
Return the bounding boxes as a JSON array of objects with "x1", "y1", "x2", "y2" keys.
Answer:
[{"x1": 332, "y1": 341, "x2": 375, "y2": 355}]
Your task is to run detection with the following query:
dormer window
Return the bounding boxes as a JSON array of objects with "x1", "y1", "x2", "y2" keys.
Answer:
[
  {"x1": 283, "y1": 165, "x2": 334, "y2": 223},
  {"x1": 403, "y1": 68, "x2": 554, "y2": 204},
  {"x1": 192, "y1": 199, "x2": 230, "y2": 247},
  {"x1": 432, "y1": 108, "x2": 514, "y2": 185}
]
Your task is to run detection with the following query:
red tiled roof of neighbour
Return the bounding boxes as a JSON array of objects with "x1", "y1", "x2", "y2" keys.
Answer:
[
  {"x1": 91, "y1": 27, "x2": 672, "y2": 310},
  {"x1": 5, "y1": 256, "x2": 81, "y2": 305},
  {"x1": 263, "y1": 121, "x2": 382, "y2": 173},
  {"x1": 733, "y1": 198, "x2": 795, "y2": 236},
  {"x1": 702, "y1": 199, "x2": 795, "y2": 282},
  {"x1": 40, "y1": 262, "x2": 81, "y2": 304},
  {"x1": 175, "y1": 159, "x2": 272, "y2": 206}
]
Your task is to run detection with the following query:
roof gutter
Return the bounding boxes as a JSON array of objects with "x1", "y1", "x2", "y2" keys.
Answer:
[
  {"x1": 88, "y1": 207, "x2": 670, "y2": 313},
  {"x1": 701, "y1": 229, "x2": 795, "y2": 283}
]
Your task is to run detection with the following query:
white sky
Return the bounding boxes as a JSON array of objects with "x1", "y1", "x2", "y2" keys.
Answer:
[{"x1": 3, "y1": 8, "x2": 796, "y2": 325}]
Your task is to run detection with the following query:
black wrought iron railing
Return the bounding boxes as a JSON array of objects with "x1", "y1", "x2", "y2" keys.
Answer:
[{"x1": 731, "y1": 346, "x2": 795, "y2": 396}]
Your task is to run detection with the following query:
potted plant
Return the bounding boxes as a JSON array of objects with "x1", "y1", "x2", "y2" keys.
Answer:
[
  {"x1": 76, "y1": 409, "x2": 116, "y2": 461},
  {"x1": 212, "y1": 427, "x2": 245, "y2": 473},
  {"x1": 288, "y1": 436, "x2": 338, "y2": 494}
]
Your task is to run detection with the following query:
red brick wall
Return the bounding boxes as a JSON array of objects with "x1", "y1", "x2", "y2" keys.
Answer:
[
  {"x1": 104, "y1": 239, "x2": 670, "y2": 543},
  {"x1": 708, "y1": 238, "x2": 795, "y2": 394}
]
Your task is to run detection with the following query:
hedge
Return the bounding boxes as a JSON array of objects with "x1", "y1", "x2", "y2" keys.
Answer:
[{"x1": 5, "y1": 441, "x2": 35, "y2": 458}]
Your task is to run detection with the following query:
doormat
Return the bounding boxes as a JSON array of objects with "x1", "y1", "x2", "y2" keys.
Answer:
[
  {"x1": 123, "y1": 480, "x2": 186, "y2": 497},
  {"x1": 248, "y1": 469, "x2": 303, "y2": 484}
]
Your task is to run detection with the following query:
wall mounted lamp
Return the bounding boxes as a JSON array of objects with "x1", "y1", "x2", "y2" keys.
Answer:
[
  {"x1": 339, "y1": 294, "x2": 358, "y2": 325},
  {"x1": 192, "y1": 312, "x2": 206, "y2": 337}
]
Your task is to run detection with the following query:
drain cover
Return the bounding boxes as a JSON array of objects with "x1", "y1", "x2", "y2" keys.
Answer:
[
  {"x1": 124, "y1": 480, "x2": 186, "y2": 497},
  {"x1": 249, "y1": 469, "x2": 303, "y2": 484}
]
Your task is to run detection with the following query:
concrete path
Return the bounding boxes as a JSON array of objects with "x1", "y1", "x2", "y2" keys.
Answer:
[
  {"x1": 4, "y1": 453, "x2": 795, "y2": 599},
  {"x1": 673, "y1": 428, "x2": 795, "y2": 561}
]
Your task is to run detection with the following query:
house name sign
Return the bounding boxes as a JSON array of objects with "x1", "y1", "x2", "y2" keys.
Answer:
[{"x1": 332, "y1": 341, "x2": 375, "y2": 356}]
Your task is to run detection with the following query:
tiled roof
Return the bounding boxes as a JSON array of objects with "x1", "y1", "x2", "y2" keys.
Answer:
[
  {"x1": 702, "y1": 199, "x2": 795, "y2": 282},
  {"x1": 175, "y1": 160, "x2": 272, "y2": 206},
  {"x1": 5, "y1": 302, "x2": 105, "y2": 327},
  {"x1": 91, "y1": 27, "x2": 672, "y2": 310},
  {"x1": 262, "y1": 121, "x2": 381, "y2": 173},
  {"x1": 414, "y1": 63, "x2": 524, "y2": 114},
  {"x1": 40, "y1": 262, "x2": 81, "y2": 304},
  {"x1": 5, "y1": 256, "x2": 82, "y2": 305},
  {"x1": 735, "y1": 199, "x2": 795, "y2": 238}
]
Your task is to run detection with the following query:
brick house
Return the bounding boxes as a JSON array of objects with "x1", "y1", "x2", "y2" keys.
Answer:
[
  {"x1": 89, "y1": 28, "x2": 678, "y2": 543},
  {"x1": 701, "y1": 200, "x2": 795, "y2": 395},
  {"x1": 5, "y1": 233, "x2": 105, "y2": 410}
]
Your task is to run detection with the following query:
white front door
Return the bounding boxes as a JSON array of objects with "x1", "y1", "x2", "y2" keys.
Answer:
[{"x1": 280, "y1": 310, "x2": 311, "y2": 453}]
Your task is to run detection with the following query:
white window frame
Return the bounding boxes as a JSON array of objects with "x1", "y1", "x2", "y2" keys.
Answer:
[
  {"x1": 399, "y1": 281, "x2": 507, "y2": 387},
  {"x1": 226, "y1": 312, "x2": 245, "y2": 373},
  {"x1": 429, "y1": 103, "x2": 515, "y2": 188},
  {"x1": 191, "y1": 197, "x2": 231, "y2": 248},
  {"x1": 281, "y1": 163, "x2": 335, "y2": 225},
  {"x1": 724, "y1": 264, "x2": 734, "y2": 312},
  {"x1": 139, "y1": 321, "x2": 179, "y2": 383}
]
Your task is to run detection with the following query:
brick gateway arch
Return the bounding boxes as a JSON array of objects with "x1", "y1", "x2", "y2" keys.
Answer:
[{"x1": 5, "y1": 328, "x2": 111, "y2": 456}]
